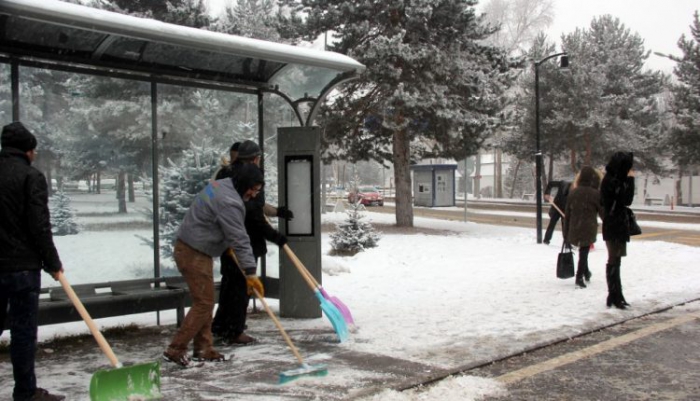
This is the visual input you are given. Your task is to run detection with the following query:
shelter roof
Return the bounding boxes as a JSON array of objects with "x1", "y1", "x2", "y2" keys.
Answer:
[{"x1": 0, "y1": 0, "x2": 365, "y2": 101}]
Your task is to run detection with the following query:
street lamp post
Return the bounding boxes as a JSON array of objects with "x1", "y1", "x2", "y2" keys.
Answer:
[{"x1": 535, "y1": 52, "x2": 568, "y2": 244}]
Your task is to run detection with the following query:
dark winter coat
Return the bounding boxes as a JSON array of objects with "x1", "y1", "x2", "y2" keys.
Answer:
[
  {"x1": 601, "y1": 152, "x2": 635, "y2": 243},
  {"x1": 0, "y1": 148, "x2": 62, "y2": 274},
  {"x1": 545, "y1": 180, "x2": 571, "y2": 218},
  {"x1": 216, "y1": 162, "x2": 284, "y2": 259},
  {"x1": 563, "y1": 166, "x2": 603, "y2": 247}
]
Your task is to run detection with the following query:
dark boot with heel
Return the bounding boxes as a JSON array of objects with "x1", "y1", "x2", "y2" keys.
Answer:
[{"x1": 606, "y1": 263, "x2": 626, "y2": 309}]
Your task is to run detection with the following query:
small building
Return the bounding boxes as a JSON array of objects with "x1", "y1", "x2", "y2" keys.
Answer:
[{"x1": 411, "y1": 164, "x2": 457, "y2": 207}]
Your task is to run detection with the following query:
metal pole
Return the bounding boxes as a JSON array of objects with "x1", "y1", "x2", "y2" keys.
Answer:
[
  {"x1": 535, "y1": 63, "x2": 543, "y2": 243},
  {"x1": 533, "y1": 51, "x2": 567, "y2": 244},
  {"x1": 463, "y1": 158, "x2": 468, "y2": 222}
]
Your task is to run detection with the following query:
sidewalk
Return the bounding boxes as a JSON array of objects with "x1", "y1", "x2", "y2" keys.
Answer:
[{"x1": 1, "y1": 298, "x2": 692, "y2": 401}]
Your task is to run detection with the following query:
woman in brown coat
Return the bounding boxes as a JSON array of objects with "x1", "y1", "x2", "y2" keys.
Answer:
[{"x1": 563, "y1": 166, "x2": 604, "y2": 288}]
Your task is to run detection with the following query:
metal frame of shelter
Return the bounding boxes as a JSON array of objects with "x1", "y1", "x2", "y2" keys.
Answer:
[{"x1": 0, "y1": 0, "x2": 365, "y2": 292}]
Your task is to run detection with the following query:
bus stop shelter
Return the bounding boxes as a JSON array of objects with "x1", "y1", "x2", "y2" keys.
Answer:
[{"x1": 0, "y1": 0, "x2": 365, "y2": 318}]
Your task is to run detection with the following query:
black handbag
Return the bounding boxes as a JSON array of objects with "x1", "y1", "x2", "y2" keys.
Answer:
[
  {"x1": 627, "y1": 207, "x2": 642, "y2": 236},
  {"x1": 556, "y1": 242, "x2": 575, "y2": 279}
]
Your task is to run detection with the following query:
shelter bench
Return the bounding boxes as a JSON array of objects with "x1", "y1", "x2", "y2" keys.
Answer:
[
  {"x1": 33, "y1": 276, "x2": 194, "y2": 328},
  {"x1": 644, "y1": 196, "x2": 664, "y2": 206}
]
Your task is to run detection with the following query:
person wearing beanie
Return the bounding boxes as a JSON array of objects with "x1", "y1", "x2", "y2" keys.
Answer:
[
  {"x1": 163, "y1": 163, "x2": 265, "y2": 367},
  {"x1": 0, "y1": 122, "x2": 66, "y2": 401},
  {"x1": 211, "y1": 139, "x2": 293, "y2": 345}
]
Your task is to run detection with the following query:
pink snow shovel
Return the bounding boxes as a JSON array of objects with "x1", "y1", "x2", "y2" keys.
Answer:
[
  {"x1": 265, "y1": 216, "x2": 354, "y2": 326},
  {"x1": 57, "y1": 272, "x2": 161, "y2": 400}
]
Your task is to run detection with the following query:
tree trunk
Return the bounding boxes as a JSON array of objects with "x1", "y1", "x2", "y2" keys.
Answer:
[
  {"x1": 509, "y1": 159, "x2": 522, "y2": 199},
  {"x1": 495, "y1": 149, "x2": 503, "y2": 198},
  {"x1": 117, "y1": 170, "x2": 127, "y2": 214},
  {"x1": 393, "y1": 129, "x2": 413, "y2": 227},
  {"x1": 128, "y1": 173, "x2": 135, "y2": 202},
  {"x1": 474, "y1": 154, "x2": 481, "y2": 198},
  {"x1": 676, "y1": 167, "x2": 683, "y2": 206}
]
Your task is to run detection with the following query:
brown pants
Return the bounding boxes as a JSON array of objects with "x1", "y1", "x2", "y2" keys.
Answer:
[{"x1": 167, "y1": 240, "x2": 216, "y2": 355}]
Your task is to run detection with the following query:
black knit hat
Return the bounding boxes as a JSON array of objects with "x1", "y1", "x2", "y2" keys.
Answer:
[
  {"x1": 233, "y1": 163, "x2": 265, "y2": 197},
  {"x1": 1, "y1": 122, "x2": 37, "y2": 152},
  {"x1": 230, "y1": 141, "x2": 241, "y2": 152},
  {"x1": 237, "y1": 140, "x2": 261, "y2": 159}
]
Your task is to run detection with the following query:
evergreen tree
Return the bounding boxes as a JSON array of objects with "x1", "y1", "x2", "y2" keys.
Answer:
[
  {"x1": 329, "y1": 201, "x2": 380, "y2": 256},
  {"x1": 279, "y1": 0, "x2": 513, "y2": 227},
  {"x1": 668, "y1": 11, "x2": 700, "y2": 167},
  {"x1": 555, "y1": 15, "x2": 667, "y2": 171},
  {"x1": 214, "y1": 0, "x2": 281, "y2": 41},
  {"x1": 158, "y1": 141, "x2": 222, "y2": 259},
  {"x1": 49, "y1": 191, "x2": 80, "y2": 236}
]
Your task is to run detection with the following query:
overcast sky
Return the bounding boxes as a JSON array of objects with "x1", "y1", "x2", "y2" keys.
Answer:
[{"x1": 205, "y1": 0, "x2": 698, "y2": 73}]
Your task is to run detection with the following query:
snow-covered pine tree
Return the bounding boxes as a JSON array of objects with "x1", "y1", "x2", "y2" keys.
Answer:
[
  {"x1": 668, "y1": 11, "x2": 700, "y2": 167},
  {"x1": 49, "y1": 190, "x2": 79, "y2": 236},
  {"x1": 278, "y1": 0, "x2": 512, "y2": 227},
  {"x1": 329, "y1": 201, "x2": 380, "y2": 256},
  {"x1": 158, "y1": 141, "x2": 221, "y2": 259}
]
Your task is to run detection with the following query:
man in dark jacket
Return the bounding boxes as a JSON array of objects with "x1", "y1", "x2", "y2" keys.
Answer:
[
  {"x1": 543, "y1": 179, "x2": 572, "y2": 245},
  {"x1": 0, "y1": 122, "x2": 65, "y2": 401},
  {"x1": 212, "y1": 140, "x2": 292, "y2": 345}
]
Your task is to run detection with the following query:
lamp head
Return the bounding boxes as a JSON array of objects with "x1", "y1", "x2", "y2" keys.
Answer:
[{"x1": 559, "y1": 55, "x2": 569, "y2": 70}]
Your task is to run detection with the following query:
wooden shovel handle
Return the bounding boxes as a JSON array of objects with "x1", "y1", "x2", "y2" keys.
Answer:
[
  {"x1": 262, "y1": 215, "x2": 322, "y2": 289},
  {"x1": 549, "y1": 201, "x2": 566, "y2": 218},
  {"x1": 58, "y1": 272, "x2": 121, "y2": 368},
  {"x1": 251, "y1": 287, "x2": 305, "y2": 365},
  {"x1": 282, "y1": 244, "x2": 320, "y2": 291},
  {"x1": 227, "y1": 249, "x2": 305, "y2": 365}
]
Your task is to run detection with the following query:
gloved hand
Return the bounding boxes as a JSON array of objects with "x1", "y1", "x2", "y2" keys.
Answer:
[
  {"x1": 276, "y1": 234, "x2": 288, "y2": 247},
  {"x1": 246, "y1": 275, "x2": 265, "y2": 297},
  {"x1": 276, "y1": 206, "x2": 294, "y2": 220}
]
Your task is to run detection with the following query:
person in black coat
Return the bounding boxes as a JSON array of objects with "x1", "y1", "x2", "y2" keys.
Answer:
[
  {"x1": 0, "y1": 122, "x2": 65, "y2": 401},
  {"x1": 543, "y1": 179, "x2": 572, "y2": 244},
  {"x1": 211, "y1": 140, "x2": 293, "y2": 345},
  {"x1": 600, "y1": 151, "x2": 635, "y2": 309}
]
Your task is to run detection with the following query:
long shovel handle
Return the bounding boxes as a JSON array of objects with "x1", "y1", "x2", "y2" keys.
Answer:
[
  {"x1": 251, "y1": 288, "x2": 305, "y2": 365},
  {"x1": 549, "y1": 201, "x2": 566, "y2": 218},
  {"x1": 227, "y1": 249, "x2": 305, "y2": 365},
  {"x1": 282, "y1": 244, "x2": 319, "y2": 292},
  {"x1": 262, "y1": 215, "x2": 322, "y2": 289},
  {"x1": 58, "y1": 272, "x2": 121, "y2": 368}
]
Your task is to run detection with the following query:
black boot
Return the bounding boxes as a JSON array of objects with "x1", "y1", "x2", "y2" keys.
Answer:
[
  {"x1": 615, "y1": 264, "x2": 630, "y2": 307},
  {"x1": 584, "y1": 268, "x2": 592, "y2": 283},
  {"x1": 606, "y1": 263, "x2": 626, "y2": 309},
  {"x1": 575, "y1": 267, "x2": 587, "y2": 288}
]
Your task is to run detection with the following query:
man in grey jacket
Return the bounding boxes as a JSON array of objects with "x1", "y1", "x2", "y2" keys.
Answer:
[{"x1": 163, "y1": 163, "x2": 264, "y2": 367}]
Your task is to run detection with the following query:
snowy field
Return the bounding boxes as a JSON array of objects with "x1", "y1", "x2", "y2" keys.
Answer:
[{"x1": 2, "y1": 192, "x2": 700, "y2": 400}]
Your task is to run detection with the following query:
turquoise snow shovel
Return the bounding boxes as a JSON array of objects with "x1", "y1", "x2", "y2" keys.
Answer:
[
  {"x1": 58, "y1": 272, "x2": 161, "y2": 400},
  {"x1": 279, "y1": 245, "x2": 349, "y2": 342}
]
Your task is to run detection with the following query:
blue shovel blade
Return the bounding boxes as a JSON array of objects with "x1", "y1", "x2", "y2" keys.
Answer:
[{"x1": 314, "y1": 290, "x2": 349, "y2": 342}]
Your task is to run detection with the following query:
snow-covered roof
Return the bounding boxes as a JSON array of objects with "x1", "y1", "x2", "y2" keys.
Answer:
[{"x1": 0, "y1": 0, "x2": 364, "y2": 98}]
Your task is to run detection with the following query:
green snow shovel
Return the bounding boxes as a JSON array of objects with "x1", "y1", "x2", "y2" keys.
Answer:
[{"x1": 58, "y1": 272, "x2": 161, "y2": 400}]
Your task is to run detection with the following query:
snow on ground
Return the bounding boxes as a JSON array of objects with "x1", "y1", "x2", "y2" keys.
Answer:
[{"x1": 2, "y1": 198, "x2": 700, "y2": 400}]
